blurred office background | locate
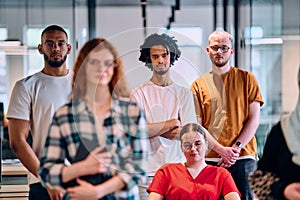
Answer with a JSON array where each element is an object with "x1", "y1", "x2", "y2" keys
[{"x1": 0, "y1": 0, "x2": 299, "y2": 156}]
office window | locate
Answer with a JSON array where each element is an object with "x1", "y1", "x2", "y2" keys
[
  {"x1": 0, "y1": 51, "x2": 7, "y2": 93},
  {"x1": 24, "y1": 27, "x2": 43, "y2": 48},
  {"x1": 0, "y1": 51, "x2": 7, "y2": 110},
  {"x1": 167, "y1": 26, "x2": 203, "y2": 46},
  {"x1": 0, "y1": 26, "x2": 8, "y2": 111},
  {"x1": 24, "y1": 27, "x2": 71, "y2": 49},
  {"x1": 0, "y1": 28, "x2": 8, "y2": 40},
  {"x1": 244, "y1": 26, "x2": 264, "y2": 39},
  {"x1": 158, "y1": 27, "x2": 204, "y2": 87}
]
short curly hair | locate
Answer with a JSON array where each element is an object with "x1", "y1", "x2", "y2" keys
[{"x1": 139, "y1": 33, "x2": 181, "y2": 70}]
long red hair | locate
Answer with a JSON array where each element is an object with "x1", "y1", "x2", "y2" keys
[{"x1": 72, "y1": 38, "x2": 129, "y2": 99}]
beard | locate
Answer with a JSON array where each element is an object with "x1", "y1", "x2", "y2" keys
[
  {"x1": 44, "y1": 54, "x2": 67, "y2": 68},
  {"x1": 215, "y1": 62, "x2": 226, "y2": 68},
  {"x1": 212, "y1": 58, "x2": 229, "y2": 68},
  {"x1": 153, "y1": 64, "x2": 170, "y2": 76}
]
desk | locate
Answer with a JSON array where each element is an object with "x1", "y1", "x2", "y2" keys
[
  {"x1": 2, "y1": 162, "x2": 28, "y2": 176},
  {"x1": 1, "y1": 162, "x2": 29, "y2": 199},
  {"x1": 0, "y1": 185, "x2": 29, "y2": 200}
]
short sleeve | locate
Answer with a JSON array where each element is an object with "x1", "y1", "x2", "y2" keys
[
  {"x1": 147, "y1": 168, "x2": 167, "y2": 196},
  {"x1": 248, "y1": 72, "x2": 264, "y2": 106},
  {"x1": 221, "y1": 168, "x2": 241, "y2": 197},
  {"x1": 7, "y1": 81, "x2": 31, "y2": 120},
  {"x1": 190, "y1": 78, "x2": 204, "y2": 119}
]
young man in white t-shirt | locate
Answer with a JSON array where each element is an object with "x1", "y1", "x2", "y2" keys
[
  {"x1": 7, "y1": 25, "x2": 72, "y2": 200},
  {"x1": 131, "y1": 33, "x2": 197, "y2": 200}
]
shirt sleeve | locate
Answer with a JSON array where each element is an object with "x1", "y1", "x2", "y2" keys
[
  {"x1": 147, "y1": 167, "x2": 167, "y2": 196},
  {"x1": 221, "y1": 168, "x2": 241, "y2": 197},
  {"x1": 6, "y1": 81, "x2": 31, "y2": 120},
  {"x1": 116, "y1": 103, "x2": 149, "y2": 190},
  {"x1": 248, "y1": 72, "x2": 264, "y2": 106},
  {"x1": 190, "y1": 79, "x2": 204, "y2": 119}
]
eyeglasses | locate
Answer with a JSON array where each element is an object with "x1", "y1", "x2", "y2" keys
[
  {"x1": 183, "y1": 141, "x2": 203, "y2": 150},
  {"x1": 209, "y1": 46, "x2": 231, "y2": 53},
  {"x1": 88, "y1": 59, "x2": 116, "y2": 69},
  {"x1": 44, "y1": 41, "x2": 68, "y2": 49}
]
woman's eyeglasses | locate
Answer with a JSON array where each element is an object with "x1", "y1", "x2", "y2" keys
[{"x1": 183, "y1": 141, "x2": 203, "y2": 150}]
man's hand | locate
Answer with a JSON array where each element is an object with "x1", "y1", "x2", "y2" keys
[
  {"x1": 217, "y1": 146, "x2": 240, "y2": 168},
  {"x1": 161, "y1": 127, "x2": 181, "y2": 140},
  {"x1": 47, "y1": 188, "x2": 64, "y2": 200},
  {"x1": 147, "y1": 119, "x2": 181, "y2": 138}
]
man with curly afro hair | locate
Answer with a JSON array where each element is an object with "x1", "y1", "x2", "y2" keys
[
  {"x1": 138, "y1": 33, "x2": 181, "y2": 70},
  {"x1": 131, "y1": 33, "x2": 197, "y2": 200}
]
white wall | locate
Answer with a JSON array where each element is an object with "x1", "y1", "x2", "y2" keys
[{"x1": 95, "y1": 6, "x2": 213, "y2": 90}]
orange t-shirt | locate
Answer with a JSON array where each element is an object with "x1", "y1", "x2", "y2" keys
[{"x1": 191, "y1": 67, "x2": 264, "y2": 158}]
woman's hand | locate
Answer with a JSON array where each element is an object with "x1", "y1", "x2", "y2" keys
[
  {"x1": 47, "y1": 188, "x2": 64, "y2": 200},
  {"x1": 83, "y1": 146, "x2": 112, "y2": 175},
  {"x1": 67, "y1": 179, "x2": 99, "y2": 200},
  {"x1": 61, "y1": 146, "x2": 112, "y2": 183},
  {"x1": 284, "y1": 182, "x2": 300, "y2": 200}
]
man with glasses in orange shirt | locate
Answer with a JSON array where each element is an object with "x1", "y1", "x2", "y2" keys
[
  {"x1": 190, "y1": 30, "x2": 264, "y2": 200},
  {"x1": 7, "y1": 25, "x2": 72, "y2": 200}
]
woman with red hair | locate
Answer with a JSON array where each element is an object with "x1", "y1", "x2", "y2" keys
[{"x1": 39, "y1": 38, "x2": 148, "y2": 200}]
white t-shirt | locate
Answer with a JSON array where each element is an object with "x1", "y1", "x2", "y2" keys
[
  {"x1": 7, "y1": 71, "x2": 72, "y2": 185},
  {"x1": 131, "y1": 81, "x2": 197, "y2": 175}
]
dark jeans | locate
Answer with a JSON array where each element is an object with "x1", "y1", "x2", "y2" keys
[
  {"x1": 207, "y1": 159, "x2": 257, "y2": 200},
  {"x1": 29, "y1": 182, "x2": 51, "y2": 200}
]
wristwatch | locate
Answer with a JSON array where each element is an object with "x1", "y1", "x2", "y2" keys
[{"x1": 235, "y1": 141, "x2": 243, "y2": 149}]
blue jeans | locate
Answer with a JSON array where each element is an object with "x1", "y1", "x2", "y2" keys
[
  {"x1": 29, "y1": 182, "x2": 51, "y2": 200},
  {"x1": 207, "y1": 159, "x2": 257, "y2": 200}
]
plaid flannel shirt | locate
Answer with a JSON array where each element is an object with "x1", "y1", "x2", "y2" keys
[{"x1": 39, "y1": 97, "x2": 148, "y2": 200}]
